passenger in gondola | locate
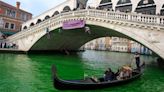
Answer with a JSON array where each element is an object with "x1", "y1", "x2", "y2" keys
[
  {"x1": 116, "y1": 66, "x2": 132, "y2": 80},
  {"x1": 104, "y1": 68, "x2": 114, "y2": 81},
  {"x1": 123, "y1": 66, "x2": 132, "y2": 79},
  {"x1": 116, "y1": 68, "x2": 124, "y2": 80}
]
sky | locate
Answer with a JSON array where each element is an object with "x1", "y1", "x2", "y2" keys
[{"x1": 2, "y1": 0, "x2": 66, "y2": 17}]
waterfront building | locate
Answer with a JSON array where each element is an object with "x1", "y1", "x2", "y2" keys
[
  {"x1": 130, "y1": 41, "x2": 141, "y2": 53},
  {"x1": 82, "y1": 37, "x2": 152, "y2": 55},
  {"x1": 0, "y1": 1, "x2": 32, "y2": 36},
  {"x1": 104, "y1": 37, "x2": 111, "y2": 50},
  {"x1": 130, "y1": 41, "x2": 152, "y2": 55},
  {"x1": 111, "y1": 37, "x2": 129, "y2": 52}
]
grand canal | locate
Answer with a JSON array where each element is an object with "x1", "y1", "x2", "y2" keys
[{"x1": 0, "y1": 50, "x2": 164, "y2": 92}]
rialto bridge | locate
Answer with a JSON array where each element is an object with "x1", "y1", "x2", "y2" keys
[{"x1": 1, "y1": 0, "x2": 164, "y2": 59}]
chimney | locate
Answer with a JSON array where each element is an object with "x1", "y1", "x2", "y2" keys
[{"x1": 16, "y1": 2, "x2": 20, "y2": 9}]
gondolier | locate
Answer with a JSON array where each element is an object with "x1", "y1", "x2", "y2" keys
[{"x1": 134, "y1": 52, "x2": 140, "y2": 71}]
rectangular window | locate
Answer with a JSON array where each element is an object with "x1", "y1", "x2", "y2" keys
[
  {"x1": 10, "y1": 23, "x2": 15, "y2": 29},
  {"x1": 5, "y1": 22, "x2": 9, "y2": 29},
  {"x1": 6, "y1": 9, "x2": 16, "y2": 18},
  {"x1": 21, "y1": 13, "x2": 27, "y2": 21}
]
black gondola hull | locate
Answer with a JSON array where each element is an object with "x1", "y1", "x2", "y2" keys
[{"x1": 53, "y1": 72, "x2": 141, "y2": 90}]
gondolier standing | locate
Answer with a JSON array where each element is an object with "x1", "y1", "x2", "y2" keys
[{"x1": 134, "y1": 52, "x2": 140, "y2": 71}]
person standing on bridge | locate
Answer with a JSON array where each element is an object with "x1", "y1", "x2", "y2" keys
[{"x1": 134, "y1": 52, "x2": 140, "y2": 71}]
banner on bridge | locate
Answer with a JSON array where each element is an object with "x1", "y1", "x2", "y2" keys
[{"x1": 62, "y1": 20, "x2": 85, "y2": 30}]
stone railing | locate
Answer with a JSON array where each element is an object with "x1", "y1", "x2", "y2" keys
[{"x1": 7, "y1": 9, "x2": 164, "y2": 42}]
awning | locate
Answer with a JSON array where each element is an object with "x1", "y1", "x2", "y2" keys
[{"x1": 0, "y1": 31, "x2": 16, "y2": 35}]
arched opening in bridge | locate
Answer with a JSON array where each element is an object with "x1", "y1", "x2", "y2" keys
[
  {"x1": 44, "y1": 16, "x2": 50, "y2": 20},
  {"x1": 80, "y1": 37, "x2": 152, "y2": 55},
  {"x1": 115, "y1": 0, "x2": 132, "y2": 13},
  {"x1": 98, "y1": 0, "x2": 113, "y2": 11},
  {"x1": 77, "y1": 0, "x2": 88, "y2": 9},
  {"x1": 29, "y1": 25, "x2": 159, "y2": 59},
  {"x1": 52, "y1": 11, "x2": 59, "y2": 17},
  {"x1": 30, "y1": 23, "x2": 34, "y2": 27},
  {"x1": 62, "y1": 6, "x2": 71, "y2": 13},
  {"x1": 135, "y1": 0, "x2": 156, "y2": 15},
  {"x1": 160, "y1": 4, "x2": 164, "y2": 15},
  {"x1": 36, "y1": 19, "x2": 42, "y2": 24},
  {"x1": 23, "y1": 26, "x2": 27, "y2": 30}
]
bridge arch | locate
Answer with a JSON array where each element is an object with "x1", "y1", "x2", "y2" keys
[
  {"x1": 29, "y1": 21, "x2": 161, "y2": 59},
  {"x1": 9, "y1": 10, "x2": 164, "y2": 59}
]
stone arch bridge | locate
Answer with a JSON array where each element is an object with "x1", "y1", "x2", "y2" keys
[{"x1": 5, "y1": 9, "x2": 164, "y2": 59}]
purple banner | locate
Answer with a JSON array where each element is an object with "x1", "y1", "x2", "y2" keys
[{"x1": 62, "y1": 20, "x2": 85, "y2": 30}]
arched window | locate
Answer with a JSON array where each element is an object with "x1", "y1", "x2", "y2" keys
[
  {"x1": 44, "y1": 16, "x2": 50, "y2": 20},
  {"x1": 52, "y1": 11, "x2": 59, "y2": 17},
  {"x1": 36, "y1": 19, "x2": 42, "y2": 24},
  {"x1": 23, "y1": 26, "x2": 27, "y2": 29},
  {"x1": 62, "y1": 6, "x2": 71, "y2": 13},
  {"x1": 30, "y1": 23, "x2": 34, "y2": 27}
]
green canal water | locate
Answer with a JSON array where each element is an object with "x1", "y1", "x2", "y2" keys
[{"x1": 0, "y1": 50, "x2": 164, "y2": 92}]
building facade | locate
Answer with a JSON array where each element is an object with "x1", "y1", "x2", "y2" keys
[
  {"x1": 111, "y1": 37, "x2": 130, "y2": 52},
  {"x1": 82, "y1": 37, "x2": 152, "y2": 55},
  {"x1": 0, "y1": 1, "x2": 32, "y2": 36}
]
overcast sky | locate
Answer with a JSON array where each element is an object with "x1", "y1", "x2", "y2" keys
[{"x1": 2, "y1": 0, "x2": 66, "y2": 17}]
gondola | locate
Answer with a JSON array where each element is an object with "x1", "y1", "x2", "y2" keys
[{"x1": 51, "y1": 63, "x2": 145, "y2": 90}]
